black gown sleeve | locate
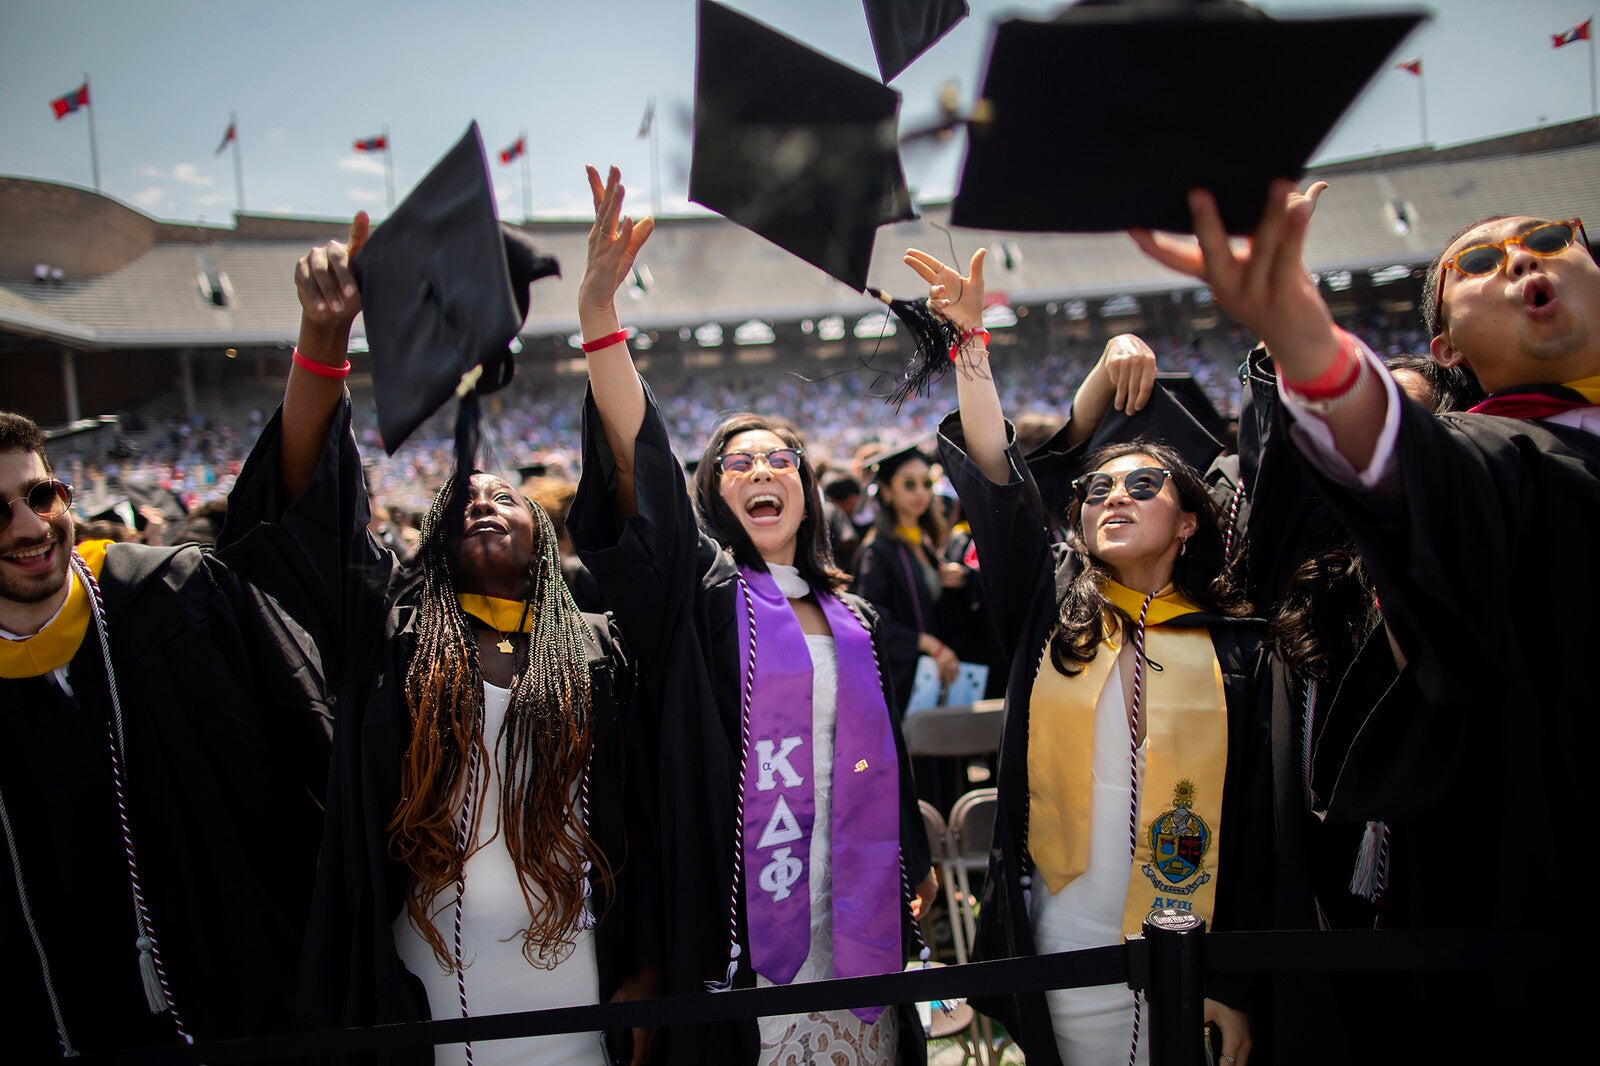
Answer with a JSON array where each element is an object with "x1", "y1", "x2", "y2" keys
[{"x1": 936, "y1": 411, "x2": 1055, "y2": 670}]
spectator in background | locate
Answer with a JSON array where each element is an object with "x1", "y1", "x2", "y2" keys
[
  {"x1": 820, "y1": 473, "x2": 863, "y2": 574},
  {"x1": 523, "y1": 473, "x2": 607, "y2": 613}
]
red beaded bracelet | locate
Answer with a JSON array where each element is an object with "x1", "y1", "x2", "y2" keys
[
  {"x1": 580, "y1": 328, "x2": 630, "y2": 353},
  {"x1": 292, "y1": 348, "x2": 351, "y2": 380}
]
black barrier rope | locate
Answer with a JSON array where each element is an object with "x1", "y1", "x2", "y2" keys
[{"x1": 75, "y1": 928, "x2": 1580, "y2": 1065}]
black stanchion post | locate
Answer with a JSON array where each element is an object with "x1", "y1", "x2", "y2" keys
[{"x1": 1131, "y1": 908, "x2": 1208, "y2": 1066}]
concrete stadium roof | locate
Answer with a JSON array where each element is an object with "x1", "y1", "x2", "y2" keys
[{"x1": 3, "y1": 119, "x2": 1598, "y2": 354}]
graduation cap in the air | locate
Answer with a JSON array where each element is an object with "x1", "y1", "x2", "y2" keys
[
  {"x1": 1025, "y1": 377, "x2": 1227, "y2": 520},
  {"x1": 352, "y1": 121, "x2": 560, "y2": 462},
  {"x1": 688, "y1": 0, "x2": 918, "y2": 293},
  {"x1": 950, "y1": 0, "x2": 1428, "y2": 234},
  {"x1": 862, "y1": 0, "x2": 970, "y2": 83}
]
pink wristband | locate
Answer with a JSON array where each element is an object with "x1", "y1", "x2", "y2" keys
[
  {"x1": 292, "y1": 348, "x2": 351, "y2": 380},
  {"x1": 1281, "y1": 328, "x2": 1362, "y2": 399},
  {"x1": 581, "y1": 328, "x2": 630, "y2": 353}
]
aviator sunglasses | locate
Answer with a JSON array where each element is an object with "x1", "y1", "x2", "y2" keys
[
  {"x1": 2, "y1": 479, "x2": 73, "y2": 534},
  {"x1": 715, "y1": 447, "x2": 804, "y2": 476},
  {"x1": 1071, "y1": 466, "x2": 1173, "y2": 505}
]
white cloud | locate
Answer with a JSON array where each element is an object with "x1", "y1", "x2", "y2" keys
[
  {"x1": 348, "y1": 187, "x2": 384, "y2": 205},
  {"x1": 131, "y1": 187, "x2": 165, "y2": 209},
  {"x1": 198, "y1": 193, "x2": 230, "y2": 207},
  {"x1": 338, "y1": 155, "x2": 388, "y2": 176},
  {"x1": 171, "y1": 163, "x2": 212, "y2": 187}
]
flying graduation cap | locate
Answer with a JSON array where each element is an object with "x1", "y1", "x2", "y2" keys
[
  {"x1": 950, "y1": 0, "x2": 1428, "y2": 235},
  {"x1": 352, "y1": 121, "x2": 560, "y2": 462},
  {"x1": 861, "y1": 0, "x2": 970, "y2": 83},
  {"x1": 688, "y1": 0, "x2": 917, "y2": 293},
  {"x1": 688, "y1": 0, "x2": 968, "y2": 409}
]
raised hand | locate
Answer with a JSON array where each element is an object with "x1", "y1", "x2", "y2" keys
[
  {"x1": 1131, "y1": 180, "x2": 1338, "y2": 379},
  {"x1": 580, "y1": 165, "x2": 654, "y2": 322},
  {"x1": 1101, "y1": 333, "x2": 1159, "y2": 416},
  {"x1": 904, "y1": 246, "x2": 988, "y2": 334},
  {"x1": 294, "y1": 212, "x2": 370, "y2": 330}
]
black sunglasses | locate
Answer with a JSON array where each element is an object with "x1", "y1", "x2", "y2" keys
[
  {"x1": 715, "y1": 448, "x2": 804, "y2": 476},
  {"x1": 2, "y1": 479, "x2": 73, "y2": 533},
  {"x1": 1071, "y1": 466, "x2": 1172, "y2": 505}
]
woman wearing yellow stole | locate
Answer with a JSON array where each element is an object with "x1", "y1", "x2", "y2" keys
[{"x1": 906, "y1": 247, "x2": 1273, "y2": 1066}]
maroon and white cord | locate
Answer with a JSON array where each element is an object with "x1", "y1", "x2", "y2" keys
[
  {"x1": 1222, "y1": 483, "x2": 1245, "y2": 564},
  {"x1": 450, "y1": 718, "x2": 484, "y2": 1066},
  {"x1": 1125, "y1": 591, "x2": 1156, "y2": 1066},
  {"x1": 74, "y1": 549, "x2": 191, "y2": 1044}
]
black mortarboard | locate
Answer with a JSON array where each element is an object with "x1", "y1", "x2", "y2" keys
[
  {"x1": 866, "y1": 436, "x2": 937, "y2": 483},
  {"x1": 352, "y1": 121, "x2": 560, "y2": 458},
  {"x1": 862, "y1": 0, "x2": 970, "y2": 83},
  {"x1": 950, "y1": 1, "x2": 1428, "y2": 234},
  {"x1": 688, "y1": 0, "x2": 918, "y2": 292},
  {"x1": 1025, "y1": 378, "x2": 1227, "y2": 519}
]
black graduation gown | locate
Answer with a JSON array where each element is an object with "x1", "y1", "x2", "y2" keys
[
  {"x1": 935, "y1": 412, "x2": 1275, "y2": 1066},
  {"x1": 567, "y1": 382, "x2": 932, "y2": 1066},
  {"x1": 0, "y1": 542, "x2": 332, "y2": 1060},
  {"x1": 1295, "y1": 398, "x2": 1598, "y2": 1065},
  {"x1": 852, "y1": 531, "x2": 981, "y2": 719},
  {"x1": 221, "y1": 397, "x2": 662, "y2": 1065}
]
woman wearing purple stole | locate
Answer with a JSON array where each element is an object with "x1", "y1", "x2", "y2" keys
[
  {"x1": 904, "y1": 247, "x2": 1277, "y2": 1066},
  {"x1": 566, "y1": 171, "x2": 935, "y2": 1066}
]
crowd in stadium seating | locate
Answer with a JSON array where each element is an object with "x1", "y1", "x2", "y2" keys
[{"x1": 45, "y1": 306, "x2": 1427, "y2": 535}]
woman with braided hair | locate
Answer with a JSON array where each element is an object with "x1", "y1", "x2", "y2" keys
[
  {"x1": 221, "y1": 211, "x2": 662, "y2": 1066},
  {"x1": 566, "y1": 166, "x2": 933, "y2": 1066}
]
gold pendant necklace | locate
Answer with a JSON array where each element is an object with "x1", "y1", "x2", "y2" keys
[{"x1": 496, "y1": 634, "x2": 514, "y2": 655}]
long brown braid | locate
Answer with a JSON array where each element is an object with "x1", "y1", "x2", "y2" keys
[{"x1": 389, "y1": 472, "x2": 612, "y2": 970}]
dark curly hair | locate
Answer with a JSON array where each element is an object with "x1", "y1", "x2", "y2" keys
[
  {"x1": 691, "y1": 412, "x2": 849, "y2": 594},
  {"x1": 1049, "y1": 438, "x2": 1248, "y2": 676}
]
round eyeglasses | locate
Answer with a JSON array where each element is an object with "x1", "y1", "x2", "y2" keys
[
  {"x1": 1, "y1": 479, "x2": 73, "y2": 533},
  {"x1": 1071, "y1": 467, "x2": 1172, "y2": 505},
  {"x1": 715, "y1": 448, "x2": 804, "y2": 477}
]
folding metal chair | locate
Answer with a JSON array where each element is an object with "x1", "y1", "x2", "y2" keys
[{"x1": 947, "y1": 787, "x2": 1007, "y2": 1064}]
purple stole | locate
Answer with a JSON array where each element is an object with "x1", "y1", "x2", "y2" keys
[{"x1": 737, "y1": 567, "x2": 902, "y2": 1023}]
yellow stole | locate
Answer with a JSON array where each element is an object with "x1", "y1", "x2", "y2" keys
[
  {"x1": 1027, "y1": 580, "x2": 1229, "y2": 935},
  {"x1": 1564, "y1": 376, "x2": 1600, "y2": 404},
  {"x1": 456, "y1": 594, "x2": 533, "y2": 634},
  {"x1": 895, "y1": 525, "x2": 923, "y2": 547},
  {"x1": 0, "y1": 539, "x2": 109, "y2": 679}
]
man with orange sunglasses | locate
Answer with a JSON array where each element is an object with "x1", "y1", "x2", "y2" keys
[{"x1": 1134, "y1": 185, "x2": 1597, "y2": 1065}]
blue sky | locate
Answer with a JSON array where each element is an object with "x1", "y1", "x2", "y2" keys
[{"x1": 3, "y1": 0, "x2": 1596, "y2": 225}]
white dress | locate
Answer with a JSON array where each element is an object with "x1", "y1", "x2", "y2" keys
[
  {"x1": 1029, "y1": 652, "x2": 1150, "y2": 1066},
  {"x1": 757, "y1": 633, "x2": 899, "y2": 1066},
  {"x1": 394, "y1": 681, "x2": 604, "y2": 1066}
]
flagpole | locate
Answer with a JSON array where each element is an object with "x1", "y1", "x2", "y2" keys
[
  {"x1": 230, "y1": 111, "x2": 246, "y2": 214},
  {"x1": 649, "y1": 100, "x2": 662, "y2": 219},
  {"x1": 520, "y1": 129, "x2": 532, "y2": 222},
  {"x1": 383, "y1": 122, "x2": 395, "y2": 213},
  {"x1": 1417, "y1": 64, "x2": 1429, "y2": 145},
  {"x1": 1589, "y1": 26, "x2": 1596, "y2": 118},
  {"x1": 84, "y1": 72, "x2": 101, "y2": 192}
]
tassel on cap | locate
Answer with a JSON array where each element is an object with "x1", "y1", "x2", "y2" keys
[{"x1": 867, "y1": 288, "x2": 961, "y2": 408}]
